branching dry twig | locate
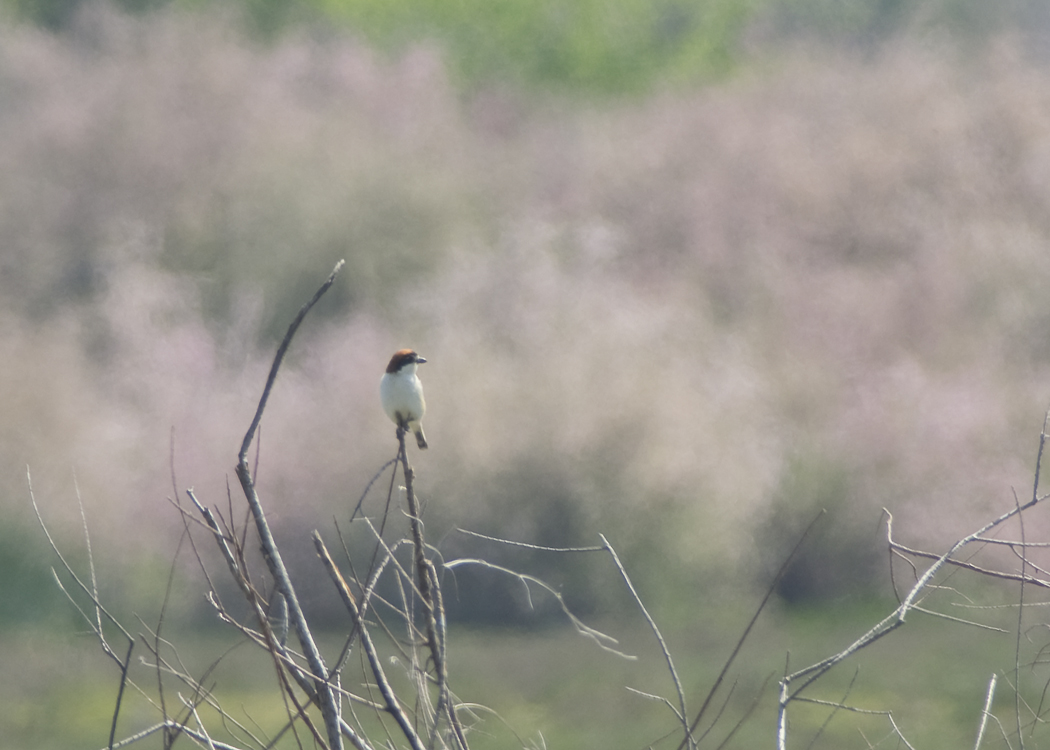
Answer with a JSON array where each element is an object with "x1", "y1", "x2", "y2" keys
[
  {"x1": 778, "y1": 409, "x2": 1050, "y2": 749},
  {"x1": 230, "y1": 260, "x2": 345, "y2": 750},
  {"x1": 599, "y1": 532, "x2": 691, "y2": 748}
]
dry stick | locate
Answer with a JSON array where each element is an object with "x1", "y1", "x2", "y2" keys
[
  {"x1": 171, "y1": 494, "x2": 230, "y2": 630},
  {"x1": 1017, "y1": 410, "x2": 1050, "y2": 748},
  {"x1": 104, "y1": 721, "x2": 245, "y2": 750},
  {"x1": 343, "y1": 528, "x2": 423, "y2": 661},
  {"x1": 198, "y1": 495, "x2": 378, "y2": 749},
  {"x1": 238, "y1": 258, "x2": 343, "y2": 460},
  {"x1": 187, "y1": 492, "x2": 316, "y2": 720},
  {"x1": 315, "y1": 532, "x2": 420, "y2": 750},
  {"x1": 132, "y1": 623, "x2": 262, "y2": 745},
  {"x1": 146, "y1": 528, "x2": 192, "y2": 750},
  {"x1": 70, "y1": 472, "x2": 105, "y2": 638},
  {"x1": 348, "y1": 456, "x2": 400, "y2": 609},
  {"x1": 888, "y1": 540, "x2": 1050, "y2": 589},
  {"x1": 973, "y1": 536, "x2": 1050, "y2": 548},
  {"x1": 108, "y1": 639, "x2": 135, "y2": 750},
  {"x1": 695, "y1": 681, "x2": 738, "y2": 747},
  {"x1": 454, "y1": 528, "x2": 606, "y2": 552},
  {"x1": 779, "y1": 416, "x2": 1050, "y2": 750},
  {"x1": 713, "y1": 674, "x2": 774, "y2": 750},
  {"x1": 448, "y1": 529, "x2": 626, "y2": 654},
  {"x1": 28, "y1": 469, "x2": 134, "y2": 655},
  {"x1": 778, "y1": 506, "x2": 1019, "y2": 750},
  {"x1": 189, "y1": 487, "x2": 335, "y2": 750},
  {"x1": 975, "y1": 674, "x2": 998, "y2": 750},
  {"x1": 395, "y1": 425, "x2": 468, "y2": 750},
  {"x1": 799, "y1": 499, "x2": 1045, "y2": 694},
  {"x1": 235, "y1": 259, "x2": 345, "y2": 750},
  {"x1": 75, "y1": 470, "x2": 138, "y2": 750},
  {"x1": 444, "y1": 556, "x2": 631, "y2": 657},
  {"x1": 598, "y1": 533, "x2": 691, "y2": 748},
  {"x1": 29, "y1": 469, "x2": 141, "y2": 749},
  {"x1": 187, "y1": 490, "x2": 253, "y2": 600},
  {"x1": 330, "y1": 519, "x2": 416, "y2": 679},
  {"x1": 1031, "y1": 409, "x2": 1050, "y2": 508},
  {"x1": 810, "y1": 667, "x2": 860, "y2": 748},
  {"x1": 428, "y1": 557, "x2": 456, "y2": 745},
  {"x1": 349, "y1": 456, "x2": 401, "y2": 661},
  {"x1": 201, "y1": 583, "x2": 362, "y2": 750},
  {"x1": 1007, "y1": 548, "x2": 1050, "y2": 581},
  {"x1": 681, "y1": 508, "x2": 826, "y2": 750},
  {"x1": 1014, "y1": 490, "x2": 1028, "y2": 750},
  {"x1": 163, "y1": 429, "x2": 184, "y2": 747}
]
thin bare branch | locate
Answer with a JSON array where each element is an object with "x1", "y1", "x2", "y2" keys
[
  {"x1": 625, "y1": 687, "x2": 685, "y2": 722},
  {"x1": 909, "y1": 605, "x2": 1009, "y2": 633},
  {"x1": 1015, "y1": 490, "x2": 1028, "y2": 750},
  {"x1": 598, "y1": 533, "x2": 690, "y2": 747},
  {"x1": 108, "y1": 639, "x2": 135, "y2": 750},
  {"x1": 445, "y1": 557, "x2": 631, "y2": 658},
  {"x1": 315, "y1": 531, "x2": 419, "y2": 750},
  {"x1": 232, "y1": 261, "x2": 345, "y2": 750},
  {"x1": 239, "y1": 259, "x2": 344, "y2": 459},
  {"x1": 29, "y1": 467, "x2": 133, "y2": 646},
  {"x1": 975, "y1": 674, "x2": 998, "y2": 750},
  {"x1": 455, "y1": 528, "x2": 606, "y2": 553},
  {"x1": 890, "y1": 538, "x2": 1050, "y2": 589},
  {"x1": 708, "y1": 508, "x2": 825, "y2": 750}
]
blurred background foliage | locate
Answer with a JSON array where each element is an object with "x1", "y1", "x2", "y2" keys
[
  {"x1": 5, "y1": 0, "x2": 1050, "y2": 91},
  {"x1": 5, "y1": 2, "x2": 1050, "y2": 744},
  {"x1": 2, "y1": 0, "x2": 1050, "y2": 621}
]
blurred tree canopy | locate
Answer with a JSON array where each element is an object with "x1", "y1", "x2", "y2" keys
[
  {"x1": 4, "y1": 0, "x2": 1050, "y2": 627},
  {"x1": 4, "y1": 0, "x2": 1047, "y2": 94}
]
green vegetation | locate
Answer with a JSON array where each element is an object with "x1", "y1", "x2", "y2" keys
[
  {"x1": 0, "y1": 524, "x2": 65, "y2": 627},
  {"x1": 309, "y1": 0, "x2": 754, "y2": 93},
  {"x1": 2, "y1": 0, "x2": 754, "y2": 92},
  {"x1": 5, "y1": 0, "x2": 753, "y2": 92},
  {"x1": 0, "y1": 595, "x2": 1029, "y2": 749},
  {"x1": 2, "y1": 0, "x2": 1044, "y2": 93}
]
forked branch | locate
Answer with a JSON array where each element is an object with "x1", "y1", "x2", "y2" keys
[{"x1": 776, "y1": 409, "x2": 1050, "y2": 750}]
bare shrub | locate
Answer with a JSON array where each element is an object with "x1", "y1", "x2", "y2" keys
[{"x1": 26, "y1": 265, "x2": 1050, "y2": 750}]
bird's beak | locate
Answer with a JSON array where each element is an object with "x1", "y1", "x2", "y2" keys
[{"x1": 416, "y1": 355, "x2": 427, "y2": 364}]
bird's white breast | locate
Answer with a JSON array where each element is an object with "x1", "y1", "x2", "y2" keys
[{"x1": 381, "y1": 368, "x2": 425, "y2": 423}]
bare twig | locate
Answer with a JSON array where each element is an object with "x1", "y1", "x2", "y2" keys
[
  {"x1": 29, "y1": 468, "x2": 134, "y2": 649},
  {"x1": 445, "y1": 557, "x2": 631, "y2": 657},
  {"x1": 239, "y1": 259, "x2": 344, "y2": 459},
  {"x1": 599, "y1": 533, "x2": 691, "y2": 748},
  {"x1": 1014, "y1": 490, "x2": 1028, "y2": 750},
  {"x1": 393, "y1": 424, "x2": 468, "y2": 750},
  {"x1": 779, "y1": 416, "x2": 1050, "y2": 750},
  {"x1": 889, "y1": 538, "x2": 1050, "y2": 589},
  {"x1": 231, "y1": 260, "x2": 345, "y2": 750},
  {"x1": 108, "y1": 639, "x2": 135, "y2": 750},
  {"x1": 701, "y1": 508, "x2": 825, "y2": 750},
  {"x1": 974, "y1": 673, "x2": 998, "y2": 750},
  {"x1": 315, "y1": 531, "x2": 416, "y2": 750},
  {"x1": 455, "y1": 528, "x2": 606, "y2": 553}
]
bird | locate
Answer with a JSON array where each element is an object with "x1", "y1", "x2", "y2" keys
[{"x1": 380, "y1": 349, "x2": 428, "y2": 449}]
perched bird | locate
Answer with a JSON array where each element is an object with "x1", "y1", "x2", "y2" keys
[{"x1": 380, "y1": 349, "x2": 428, "y2": 449}]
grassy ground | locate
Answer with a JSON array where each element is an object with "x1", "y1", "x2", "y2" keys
[{"x1": 3, "y1": 590, "x2": 1033, "y2": 749}]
